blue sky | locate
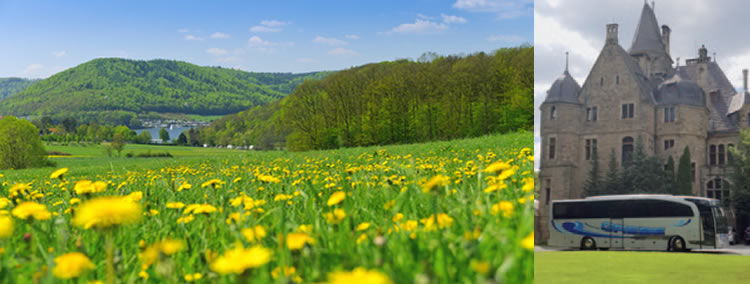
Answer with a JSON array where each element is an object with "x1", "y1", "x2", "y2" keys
[{"x1": 0, "y1": 0, "x2": 533, "y2": 78}]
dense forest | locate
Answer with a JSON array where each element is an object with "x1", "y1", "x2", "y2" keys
[
  {"x1": 194, "y1": 46, "x2": 533, "y2": 150},
  {"x1": 0, "y1": 58, "x2": 329, "y2": 122},
  {"x1": 0, "y1": 77, "x2": 39, "y2": 100}
]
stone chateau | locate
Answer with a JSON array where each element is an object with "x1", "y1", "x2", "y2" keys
[{"x1": 538, "y1": 3, "x2": 750, "y2": 241}]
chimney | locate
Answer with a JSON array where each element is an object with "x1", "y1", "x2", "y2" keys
[
  {"x1": 744, "y1": 69, "x2": 748, "y2": 92},
  {"x1": 606, "y1": 23, "x2": 618, "y2": 45},
  {"x1": 661, "y1": 25, "x2": 671, "y2": 56}
]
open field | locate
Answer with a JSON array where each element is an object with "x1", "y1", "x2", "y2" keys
[
  {"x1": 0, "y1": 132, "x2": 533, "y2": 283},
  {"x1": 535, "y1": 251, "x2": 750, "y2": 283}
]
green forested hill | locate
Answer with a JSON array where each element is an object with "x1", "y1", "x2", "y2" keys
[
  {"x1": 0, "y1": 78, "x2": 39, "y2": 100},
  {"x1": 194, "y1": 46, "x2": 534, "y2": 150},
  {"x1": 0, "y1": 58, "x2": 329, "y2": 120}
]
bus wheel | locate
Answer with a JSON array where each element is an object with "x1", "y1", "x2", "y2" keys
[
  {"x1": 669, "y1": 236, "x2": 686, "y2": 252},
  {"x1": 581, "y1": 237, "x2": 596, "y2": 250}
]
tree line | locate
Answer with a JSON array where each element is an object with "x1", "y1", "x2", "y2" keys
[
  {"x1": 583, "y1": 136, "x2": 693, "y2": 197},
  {"x1": 193, "y1": 46, "x2": 534, "y2": 150}
]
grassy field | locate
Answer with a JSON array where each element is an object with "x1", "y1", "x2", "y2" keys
[
  {"x1": 535, "y1": 251, "x2": 750, "y2": 283},
  {"x1": 0, "y1": 132, "x2": 533, "y2": 283}
]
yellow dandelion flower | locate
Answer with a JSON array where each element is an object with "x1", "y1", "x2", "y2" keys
[
  {"x1": 177, "y1": 183, "x2": 192, "y2": 192},
  {"x1": 11, "y1": 202, "x2": 51, "y2": 221},
  {"x1": 183, "y1": 204, "x2": 217, "y2": 215},
  {"x1": 497, "y1": 168, "x2": 516, "y2": 181},
  {"x1": 72, "y1": 196, "x2": 142, "y2": 229},
  {"x1": 210, "y1": 244, "x2": 272, "y2": 275},
  {"x1": 184, "y1": 273, "x2": 203, "y2": 282},
  {"x1": 286, "y1": 232, "x2": 315, "y2": 250},
  {"x1": 201, "y1": 179, "x2": 225, "y2": 188},
  {"x1": 522, "y1": 232, "x2": 534, "y2": 250},
  {"x1": 356, "y1": 222, "x2": 371, "y2": 231},
  {"x1": 421, "y1": 175, "x2": 449, "y2": 193},
  {"x1": 327, "y1": 191, "x2": 346, "y2": 206},
  {"x1": 0, "y1": 215, "x2": 13, "y2": 238},
  {"x1": 166, "y1": 202, "x2": 185, "y2": 209},
  {"x1": 327, "y1": 268, "x2": 393, "y2": 284},
  {"x1": 50, "y1": 168, "x2": 69, "y2": 179},
  {"x1": 483, "y1": 183, "x2": 508, "y2": 193},
  {"x1": 241, "y1": 225, "x2": 267, "y2": 242},
  {"x1": 257, "y1": 175, "x2": 281, "y2": 184},
  {"x1": 324, "y1": 208, "x2": 346, "y2": 224},
  {"x1": 52, "y1": 252, "x2": 94, "y2": 279},
  {"x1": 483, "y1": 161, "x2": 510, "y2": 175},
  {"x1": 491, "y1": 201, "x2": 514, "y2": 218}
]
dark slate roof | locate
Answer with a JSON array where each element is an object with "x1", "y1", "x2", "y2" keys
[
  {"x1": 676, "y1": 62, "x2": 738, "y2": 132},
  {"x1": 629, "y1": 3, "x2": 667, "y2": 56},
  {"x1": 708, "y1": 92, "x2": 738, "y2": 132},
  {"x1": 654, "y1": 74, "x2": 705, "y2": 106},
  {"x1": 677, "y1": 62, "x2": 736, "y2": 100},
  {"x1": 545, "y1": 70, "x2": 581, "y2": 104}
]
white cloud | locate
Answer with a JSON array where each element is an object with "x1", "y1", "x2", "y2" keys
[
  {"x1": 206, "y1": 48, "x2": 228, "y2": 56},
  {"x1": 20, "y1": 63, "x2": 64, "y2": 78},
  {"x1": 178, "y1": 28, "x2": 189, "y2": 33},
  {"x1": 453, "y1": 0, "x2": 533, "y2": 19},
  {"x1": 328, "y1": 48, "x2": 357, "y2": 56},
  {"x1": 184, "y1": 34, "x2": 203, "y2": 41},
  {"x1": 441, "y1": 14, "x2": 467, "y2": 24},
  {"x1": 313, "y1": 36, "x2": 347, "y2": 46},
  {"x1": 52, "y1": 51, "x2": 67, "y2": 57},
  {"x1": 250, "y1": 26, "x2": 281, "y2": 33},
  {"x1": 487, "y1": 34, "x2": 525, "y2": 43},
  {"x1": 261, "y1": 20, "x2": 287, "y2": 27},
  {"x1": 390, "y1": 19, "x2": 448, "y2": 34},
  {"x1": 210, "y1": 32, "x2": 231, "y2": 39},
  {"x1": 250, "y1": 20, "x2": 289, "y2": 33},
  {"x1": 247, "y1": 36, "x2": 283, "y2": 53},
  {"x1": 22, "y1": 64, "x2": 44, "y2": 75},
  {"x1": 248, "y1": 36, "x2": 272, "y2": 47},
  {"x1": 345, "y1": 34, "x2": 360, "y2": 40}
]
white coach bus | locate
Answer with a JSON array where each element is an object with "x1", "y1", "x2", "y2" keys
[{"x1": 548, "y1": 194, "x2": 729, "y2": 251}]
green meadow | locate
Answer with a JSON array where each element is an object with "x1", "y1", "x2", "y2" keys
[
  {"x1": 535, "y1": 251, "x2": 750, "y2": 283},
  {"x1": 0, "y1": 132, "x2": 534, "y2": 283}
]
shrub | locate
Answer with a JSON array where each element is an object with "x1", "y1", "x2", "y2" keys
[{"x1": 0, "y1": 116, "x2": 51, "y2": 169}]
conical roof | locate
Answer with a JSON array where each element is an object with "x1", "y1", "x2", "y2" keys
[
  {"x1": 545, "y1": 70, "x2": 581, "y2": 104},
  {"x1": 629, "y1": 3, "x2": 666, "y2": 55}
]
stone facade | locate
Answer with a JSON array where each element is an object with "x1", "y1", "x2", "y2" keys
[{"x1": 537, "y1": 3, "x2": 749, "y2": 242}]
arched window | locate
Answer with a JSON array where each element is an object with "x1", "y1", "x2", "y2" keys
[
  {"x1": 622, "y1": 137, "x2": 634, "y2": 166},
  {"x1": 707, "y1": 178, "x2": 730, "y2": 205}
]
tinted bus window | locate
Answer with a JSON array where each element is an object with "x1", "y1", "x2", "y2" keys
[{"x1": 554, "y1": 199, "x2": 693, "y2": 219}]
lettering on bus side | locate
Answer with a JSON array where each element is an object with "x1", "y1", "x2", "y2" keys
[{"x1": 600, "y1": 222, "x2": 664, "y2": 235}]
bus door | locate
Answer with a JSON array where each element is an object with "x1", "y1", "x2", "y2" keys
[
  {"x1": 610, "y1": 218, "x2": 624, "y2": 249},
  {"x1": 699, "y1": 208, "x2": 716, "y2": 247}
]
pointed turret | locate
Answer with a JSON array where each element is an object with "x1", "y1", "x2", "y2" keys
[
  {"x1": 630, "y1": 2, "x2": 665, "y2": 55},
  {"x1": 629, "y1": 2, "x2": 673, "y2": 78}
]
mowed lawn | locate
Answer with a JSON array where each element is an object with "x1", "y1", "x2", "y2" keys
[{"x1": 535, "y1": 251, "x2": 750, "y2": 283}]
